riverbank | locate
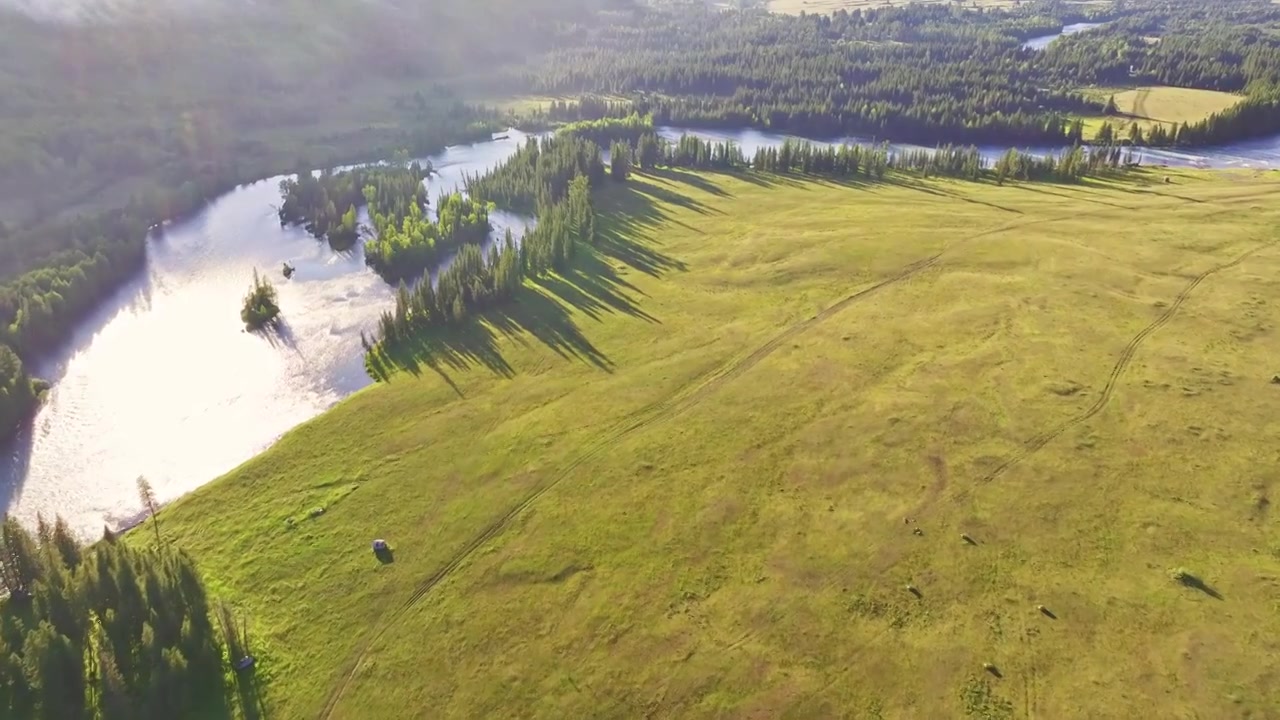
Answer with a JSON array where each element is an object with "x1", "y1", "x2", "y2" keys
[
  {"x1": 0, "y1": 130, "x2": 537, "y2": 537},
  {"x1": 7, "y1": 125, "x2": 1279, "y2": 538},
  {"x1": 146, "y1": 167, "x2": 1280, "y2": 718}
]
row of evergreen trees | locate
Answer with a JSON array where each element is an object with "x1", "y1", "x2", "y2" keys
[
  {"x1": 0, "y1": 516, "x2": 238, "y2": 719},
  {"x1": 368, "y1": 172, "x2": 596, "y2": 356},
  {"x1": 605, "y1": 130, "x2": 1137, "y2": 184},
  {"x1": 1176, "y1": 91, "x2": 1280, "y2": 147},
  {"x1": 990, "y1": 146, "x2": 1140, "y2": 183},
  {"x1": 0, "y1": 346, "x2": 42, "y2": 438},
  {"x1": 557, "y1": 113, "x2": 655, "y2": 145},
  {"x1": 465, "y1": 136, "x2": 607, "y2": 213},
  {"x1": 1092, "y1": 90, "x2": 1280, "y2": 148}
]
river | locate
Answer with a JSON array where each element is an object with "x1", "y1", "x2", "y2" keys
[
  {"x1": 4, "y1": 125, "x2": 1277, "y2": 537},
  {"x1": 0, "y1": 130, "x2": 536, "y2": 536},
  {"x1": 655, "y1": 127, "x2": 1280, "y2": 170},
  {"x1": 1023, "y1": 22, "x2": 1105, "y2": 51}
]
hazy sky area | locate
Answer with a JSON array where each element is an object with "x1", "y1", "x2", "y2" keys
[{"x1": 0, "y1": 0, "x2": 257, "y2": 21}]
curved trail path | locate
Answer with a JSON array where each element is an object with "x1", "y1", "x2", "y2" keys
[
  {"x1": 977, "y1": 237, "x2": 1277, "y2": 485},
  {"x1": 317, "y1": 183, "x2": 1275, "y2": 719}
]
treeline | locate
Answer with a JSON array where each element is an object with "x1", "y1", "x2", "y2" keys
[
  {"x1": 519, "y1": 5, "x2": 1094, "y2": 146},
  {"x1": 372, "y1": 239, "x2": 524, "y2": 346},
  {"x1": 368, "y1": 168, "x2": 596, "y2": 358},
  {"x1": 1089, "y1": 90, "x2": 1280, "y2": 148},
  {"x1": 466, "y1": 135, "x2": 607, "y2": 213},
  {"x1": 558, "y1": 113, "x2": 655, "y2": 145},
  {"x1": 1180, "y1": 92, "x2": 1280, "y2": 146},
  {"x1": 0, "y1": 346, "x2": 41, "y2": 437},
  {"x1": 1043, "y1": 0, "x2": 1280, "y2": 92},
  {"x1": 516, "y1": 0, "x2": 1280, "y2": 148},
  {"x1": 623, "y1": 131, "x2": 1134, "y2": 183},
  {"x1": 989, "y1": 146, "x2": 1139, "y2": 183},
  {"x1": 0, "y1": 516, "x2": 234, "y2": 719},
  {"x1": 278, "y1": 162, "x2": 431, "y2": 251}
]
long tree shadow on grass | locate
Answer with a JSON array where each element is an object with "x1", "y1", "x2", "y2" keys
[
  {"x1": 486, "y1": 287, "x2": 615, "y2": 372},
  {"x1": 369, "y1": 281, "x2": 617, "y2": 385},
  {"x1": 233, "y1": 670, "x2": 269, "y2": 720},
  {"x1": 647, "y1": 167, "x2": 735, "y2": 198},
  {"x1": 369, "y1": 174, "x2": 721, "y2": 381},
  {"x1": 367, "y1": 315, "x2": 515, "y2": 385},
  {"x1": 864, "y1": 173, "x2": 1029, "y2": 215},
  {"x1": 626, "y1": 175, "x2": 723, "y2": 217},
  {"x1": 534, "y1": 255, "x2": 661, "y2": 325},
  {"x1": 203, "y1": 667, "x2": 265, "y2": 720},
  {"x1": 594, "y1": 180, "x2": 696, "y2": 277}
]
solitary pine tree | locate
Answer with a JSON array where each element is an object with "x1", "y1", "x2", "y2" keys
[
  {"x1": 136, "y1": 476, "x2": 162, "y2": 546},
  {"x1": 240, "y1": 269, "x2": 281, "y2": 329},
  {"x1": 610, "y1": 141, "x2": 631, "y2": 181},
  {"x1": 637, "y1": 133, "x2": 661, "y2": 170}
]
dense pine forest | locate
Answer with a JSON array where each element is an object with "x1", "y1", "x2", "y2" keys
[
  {"x1": 0, "y1": 516, "x2": 241, "y2": 719},
  {"x1": 517, "y1": 0, "x2": 1280, "y2": 146}
]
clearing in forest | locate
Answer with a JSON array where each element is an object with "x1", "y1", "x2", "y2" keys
[
  {"x1": 1078, "y1": 85, "x2": 1243, "y2": 139},
  {"x1": 157, "y1": 167, "x2": 1280, "y2": 719}
]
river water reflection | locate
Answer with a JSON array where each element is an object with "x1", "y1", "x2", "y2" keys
[
  {"x1": 1022, "y1": 22, "x2": 1105, "y2": 51},
  {"x1": 0, "y1": 131, "x2": 536, "y2": 535}
]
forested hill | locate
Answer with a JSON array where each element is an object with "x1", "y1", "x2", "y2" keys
[
  {"x1": 0, "y1": 0, "x2": 625, "y2": 224},
  {"x1": 519, "y1": 0, "x2": 1280, "y2": 146},
  {"x1": 0, "y1": 0, "x2": 628, "y2": 441}
]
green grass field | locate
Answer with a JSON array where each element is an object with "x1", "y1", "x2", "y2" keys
[
  {"x1": 153, "y1": 167, "x2": 1280, "y2": 719},
  {"x1": 1077, "y1": 86, "x2": 1243, "y2": 141}
]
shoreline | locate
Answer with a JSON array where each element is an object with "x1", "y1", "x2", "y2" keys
[{"x1": 5, "y1": 128, "x2": 1276, "y2": 535}]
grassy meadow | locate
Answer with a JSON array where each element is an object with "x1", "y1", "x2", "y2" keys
[
  {"x1": 1078, "y1": 86, "x2": 1243, "y2": 141},
  {"x1": 151, "y1": 166, "x2": 1280, "y2": 719}
]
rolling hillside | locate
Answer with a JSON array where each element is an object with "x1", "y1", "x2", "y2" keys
[{"x1": 154, "y1": 167, "x2": 1280, "y2": 718}]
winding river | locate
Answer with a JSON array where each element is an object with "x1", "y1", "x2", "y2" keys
[
  {"x1": 0, "y1": 131, "x2": 536, "y2": 536},
  {"x1": 4, "y1": 123, "x2": 1277, "y2": 537}
]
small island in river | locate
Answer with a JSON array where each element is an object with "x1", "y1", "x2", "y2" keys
[{"x1": 241, "y1": 269, "x2": 281, "y2": 330}]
